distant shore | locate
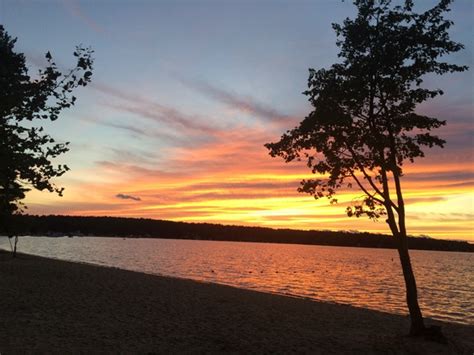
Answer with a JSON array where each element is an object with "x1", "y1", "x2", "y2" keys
[
  {"x1": 5, "y1": 214, "x2": 474, "y2": 252},
  {"x1": 0, "y1": 251, "x2": 473, "y2": 353}
]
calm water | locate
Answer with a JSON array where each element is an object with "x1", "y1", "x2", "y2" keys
[{"x1": 1, "y1": 236, "x2": 472, "y2": 325}]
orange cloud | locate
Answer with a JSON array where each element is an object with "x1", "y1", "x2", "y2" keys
[{"x1": 23, "y1": 80, "x2": 474, "y2": 242}]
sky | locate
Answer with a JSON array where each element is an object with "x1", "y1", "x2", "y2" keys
[{"x1": 1, "y1": 0, "x2": 473, "y2": 240}]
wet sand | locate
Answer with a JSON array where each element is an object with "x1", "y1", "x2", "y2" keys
[{"x1": 0, "y1": 250, "x2": 472, "y2": 353}]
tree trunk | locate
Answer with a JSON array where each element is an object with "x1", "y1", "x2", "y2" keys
[
  {"x1": 12, "y1": 235, "x2": 18, "y2": 258},
  {"x1": 3, "y1": 213, "x2": 18, "y2": 258},
  {"x1": 396, "y1": 232, "x2": 425, "y2": 335},
  {"x1": 382, "y1": 150, "x2": 426, "y2": 336}
]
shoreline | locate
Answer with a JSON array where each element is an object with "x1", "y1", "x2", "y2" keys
[
  {"x1": 7, "y1": 214, "x2": 473, "y2": 252},
  {"x1": 1, "y1": 250, "x2": 472, "y2": 353},
  {"x1": 3, "y1": 234, "x2": 474, "y2": 254},
  {"x1": 3, "y1": 245, "x2": 470, "y2": 327}
]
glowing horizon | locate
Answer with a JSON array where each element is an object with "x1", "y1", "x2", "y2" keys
[{"x1": 3, "y1": 0, "x2": 473, "y2": 241}]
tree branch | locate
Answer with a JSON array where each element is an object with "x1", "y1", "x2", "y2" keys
[
  {"x1": 345, "y1": 145, "x2": 399, "y2": 211},
  {"x1": 349, "y1": 171, "x2": 386, "y2": 206}
]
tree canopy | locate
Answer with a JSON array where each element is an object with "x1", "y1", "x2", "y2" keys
[
  {"x1": 266, "y1": 0, "x2": 466, "y2": 223},
  {"x1": 0, "y1": 25, "x2": 93, "y2": 218}
]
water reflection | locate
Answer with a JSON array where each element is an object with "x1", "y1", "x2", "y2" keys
[{"x1": 0, "y1": 236, "x2": 472, "y2": 324}]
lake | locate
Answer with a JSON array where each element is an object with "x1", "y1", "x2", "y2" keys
[{"x1": 1, "y1": 236, "x2": 472, "y2": 325}]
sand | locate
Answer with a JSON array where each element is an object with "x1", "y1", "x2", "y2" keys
[{"x1": 0, "y1": 250, "x2": 472, "y2": 353}]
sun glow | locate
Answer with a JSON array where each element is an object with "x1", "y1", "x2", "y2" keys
[{"x1": 10, "y1": 0, "x2": 471, "y2": 242}]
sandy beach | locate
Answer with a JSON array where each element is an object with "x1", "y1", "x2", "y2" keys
[{"x1": 0, "y1": 250, "x2": 472, "y2": 353}]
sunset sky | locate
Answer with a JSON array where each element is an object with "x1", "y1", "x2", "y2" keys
[{"x1": 2, "y1": 0, "x2": 473, "y2": 240}]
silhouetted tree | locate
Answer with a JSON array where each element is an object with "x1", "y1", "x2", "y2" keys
[
  {"x1": 265, "y1": 0, "x2": 467, "y2": 336},
  {"x1": 0, "y1": 25, "x2": 93, "y2": 256}
]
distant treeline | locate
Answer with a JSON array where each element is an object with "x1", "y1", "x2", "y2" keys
[{"x1": 3, "y1": 214, "x2": 473, "y2": 252}]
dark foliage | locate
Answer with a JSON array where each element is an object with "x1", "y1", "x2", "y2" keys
[
  {"x1": 0, "y1": 25, "x2": 93, "y2": 218},
  {"x1": 4, "y1": 214, "x2": 472, "y2": 253},
  {"x1": 266, "y1": 0, "x2": 467, "y2": 221}
]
